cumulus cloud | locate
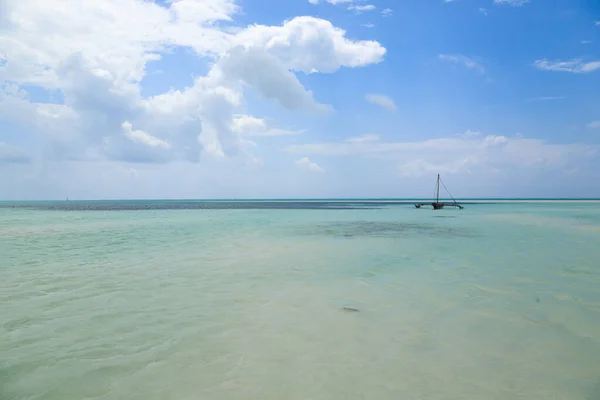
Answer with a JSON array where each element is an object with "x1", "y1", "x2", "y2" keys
[
  {"x1": 235, "y1": 17, "x2": 386, "y2": 74},
  {"x1": 219, "y1": 46, "x2": 332, "y2": 113},
  {"x1": 0, "y1": 0, "x2": 385, "y2": 166},
  {"x1": 296, "y1": 157, "x2": 325, "y2": 172},
  {"x1": 365, "y1": 94, "x2": 397, "y2": 112}
]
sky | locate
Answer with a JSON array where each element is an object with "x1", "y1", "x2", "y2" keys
[{"x1": 0, "y1": 0, "x2": 599, "y2": 200}]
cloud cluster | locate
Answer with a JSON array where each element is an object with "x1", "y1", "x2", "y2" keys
[
  {"x1": 308, "y1": 0, "x2": 390, "y2": 16},
  {"x1": 285, "y1": 132, "x2": 596, "y2": 177},
  {"x1": 0, "y1": 0, "x2": 386, "y2": 166},
  {"x1": 1, "y1": 0, "x2": 598, "y2": 199}
]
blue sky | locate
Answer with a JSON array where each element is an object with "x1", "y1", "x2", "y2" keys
[{"x1": 0, "y1": 0, "x2": 599, "y2": 199}]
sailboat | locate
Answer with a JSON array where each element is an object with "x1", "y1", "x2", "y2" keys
[{"x1": 415, "y1": 174, "x2": 464, "y2": 210}]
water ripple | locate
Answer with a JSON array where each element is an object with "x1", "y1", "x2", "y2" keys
[{"x1": 1, "y1": 203, "x2": 599, "y2": 399}]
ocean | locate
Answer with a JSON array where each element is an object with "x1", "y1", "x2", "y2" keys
[{"x1": 1, "y1": 200, "x2": 599, "y2": 399}]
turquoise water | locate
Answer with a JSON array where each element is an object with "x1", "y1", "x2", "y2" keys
[{"x1": 1, "y1": 201, "x2": 600, "y2": 399}]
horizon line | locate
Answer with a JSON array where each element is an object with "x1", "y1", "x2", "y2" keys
[{"x1": 2, "y1": 197, "x2": 600, "y2": 202}]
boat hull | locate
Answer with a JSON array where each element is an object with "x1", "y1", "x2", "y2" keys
[{"x1": 414, "y1": 202, "x2": 463, "y2": 210}]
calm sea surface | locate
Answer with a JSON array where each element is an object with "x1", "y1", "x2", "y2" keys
[{"x1": 1, "y1": 200, "x2": 600, "y2": 399}]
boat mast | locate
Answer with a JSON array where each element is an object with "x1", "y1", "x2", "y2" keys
[{"x1": 436, "y1": 174, "x2": 440, "y2": 204}]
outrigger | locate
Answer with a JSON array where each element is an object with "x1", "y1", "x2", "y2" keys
[{"x1": 415, "y1": 174, "x2": 464, "y2": 210}]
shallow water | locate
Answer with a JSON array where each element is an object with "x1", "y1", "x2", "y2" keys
[{"x1": 1, "y1": 201, "x2": 599, "y2": 399}]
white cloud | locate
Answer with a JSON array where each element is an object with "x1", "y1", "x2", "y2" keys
[
  {"x1": 169, "y1": 0, "x2": 240, "y2": 23},
  {"x1": 0, "y1": 84, "x2": 79, "y2": 143},
  {"x1": 362, "y1": 23, "x2": 375, "y2": 28},
  {"x1": 534, "y1": 59, "x2": 600, "y2": 73},
  {"x1": 122, "y1": 121, "x2": 171, "y2": 149},
  {"x1": 0, "y1": 0, "x2": 235, "y2": 89},
  {"x1": 527, "y1": 96, "x2": 564, "y2": 102},
  {"x1": 348, "y1": 4, "x2": 376, "y2": 14},
  {"x1": 231, "y1": 115, "x2": 304, "y2": 136},
  {"x1": 381, "y1": 8, "x2": 393, "y2": 16},
  {"x1": 219, "y1": 46, "x2": 332, "y2": 113},
  {"x1": 235, "y1": 17, "x2": 386, "y2": 74},
  {"x1": 588, "y1": 121, "x2": 600, "y2": 130},
  {"x1": 493, "y1": 0, "x2": 530, "y2": 6},
  {"x1": 296, "y1": 157, "x2": 325, "y2": 172},
  {"x1": 346, "y1": 134, "x2": 380, "y2": 143},
  {"x1": 285, "y1": 133, "x2": 596, "y2": 176},
  {"x1": 0, "y1": 1, "x2": 385, "y2": 166},
  {"x1": 308, "y1": 0, "x2": 376, "y2": 10},
  {"x1": 582, "y1": 40, "x2": 593, "y2": 44},
  {"x1": 365, "y1": 94, "x2": 397, "y2": 112},
  {"x1": 439, "y1": 54, "x2": 486, "y2": 75},
  {"x1": 479, "y1": 8, "x2": 488, "y2": 15}
]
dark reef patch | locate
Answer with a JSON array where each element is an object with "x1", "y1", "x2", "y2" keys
[
  {"x1": 303, "y1": 221, "x2": 476, "y2": 239},
  {"x1": 0, "y1": 200, "x2": 488, "y2": 212}
]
